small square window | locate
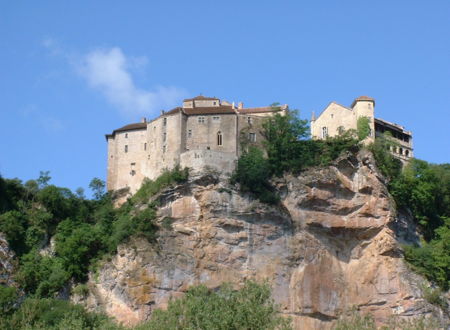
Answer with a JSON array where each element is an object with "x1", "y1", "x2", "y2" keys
[
  {"x1": 125, "y1": 133, "x2": 128, "y2": 138},
  {"x1": 163, "y1": 132, "x2": 166, "y2": 141},
  {"x1": 198, "y1": 116, "x2": 205, "y2": 123},
  {"x1": 213, "y1": 116, "x2": 220, "y2": 122},
  {"x1": 188, "y1": 129, "x2": 192, "y2": 138}
]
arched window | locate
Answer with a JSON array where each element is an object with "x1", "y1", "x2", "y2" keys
[
  {"x1": 217, "y1": 131, "x2": 223, "y2": 146},
  {"x1": 322, "y1": 127, "x2": 328, "y2": 138},
  {"x1": 405, "y1": 150, "x2": 409, "y2": 157},
  {"x1": 399, "y1": 147, "x2": 403, "y2": 155}
]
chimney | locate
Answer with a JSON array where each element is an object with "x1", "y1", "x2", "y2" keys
[
  {"x1": 141, "y1": 117, "x2": 147, "y2": 123},
  {"x1": 160, "y1": 110, "x2": 165, "y2": 116},
  {"x1": 238, "y1": 102, "x2": 244, "y2": 109},
  {"x1": 311, "y1": 111, "x2": 316, "y2": 122}
]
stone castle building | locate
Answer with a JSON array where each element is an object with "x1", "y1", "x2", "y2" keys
[
  {"x1": 106, "y1": 96, "x2": 287, "y2": 194},
  {"x1": 311, "y1": 96, "x2": 413, "y2": 161}
]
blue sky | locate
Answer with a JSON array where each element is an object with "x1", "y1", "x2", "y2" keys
[{"x1": 1, "y1": 1, "x2": 449, "y2": 194}]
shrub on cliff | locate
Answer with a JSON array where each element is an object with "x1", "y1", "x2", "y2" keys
[
  {"x1": 136, "y1": 281, "x2": 291, "y2": 330},
  {"x1": 231, "y1": 147, "x2": 277, "y2": 204}
]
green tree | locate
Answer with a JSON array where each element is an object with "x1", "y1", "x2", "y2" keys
[
  {"x1": 261, "y1": 109, "x2": 309, "y2": 176},
  {"x1": 231, "y1": 147, "x2": 276, "y2": 203},
  {"x1": 136, "y1": 281, "x2": 291, "y2": 330},
  {"x1": 89, "y1": 178, "x2": 106, "y2": 200}
]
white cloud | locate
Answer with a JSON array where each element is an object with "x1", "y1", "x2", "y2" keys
[{"x1": 77, "y1": 47, "x2": 186, "y2": 117}]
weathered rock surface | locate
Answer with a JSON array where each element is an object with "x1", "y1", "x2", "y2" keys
[
  {"x1": 0, "y1": 233, "x2": 17, "y2": 287},
  {"x1": 80, "y1": 150, "x2": 448, "y2": 328}
]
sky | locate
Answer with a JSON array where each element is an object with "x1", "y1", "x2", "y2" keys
[{"x1": 1, "y1": 1, "x2": 449, "y2": 195}]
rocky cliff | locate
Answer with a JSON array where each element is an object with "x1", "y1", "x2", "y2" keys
[{"x1": 78, "y1": 150, "x2": 447, "y2": 329}]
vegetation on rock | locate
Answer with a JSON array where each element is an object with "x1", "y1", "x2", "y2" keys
[{"x1": 135, "y1": 281, "x2": 292, "y2": 330}]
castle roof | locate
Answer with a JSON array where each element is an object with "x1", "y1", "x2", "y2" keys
[
  {"x1": 238, "y1": 105, "x2": 287, "y2": 114},
  {"x1": 105, "y1": 122, "x2": 147, "y2": 140},
  {"x1": 351, "y1": 96, "x2": 375, "y2": 108},
  {"x1": 183, "y1": 105, "x2": 235, "y2": 115},
  {"x1": 183, "y1": 95, "x2": 219, "y2": 102}
]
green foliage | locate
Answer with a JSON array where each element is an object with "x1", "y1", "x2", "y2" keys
[
  {"x1": 231, "y1": 147, "x2": 277, "y2": 203},
  {"x1": 136, "y1": 281, "x2": 291, "y2": 330},
  {"x1": 0, "y1": 286, "x2": 18, "y2": 317},
  {"x1": 0, "y1": 168, "x2": 187, "y2": 299},
  {"x1": 356, "y1": 116, "x2": 371, "y2": 141},
  {"x1": 131, "y1": 165, "x2": 188, "y2": 205},
  {"x1": 403, "y1": 218, "x2": 450, "y2": 290},
  {"x1": 370, "y1": 140, "x2": 450, "y2": 291},
  {"x1": 72, "y1": 284, "x2": 89, "y2": 297},
  {"x1": 261, "y1": 109, "x2": 310, "y2": 176},
  {"x1": 3, "y1": 298, "x2": 120, "y2": 330},
  {"x1": 334, "y1": 308, "x2": 376, "y2": 330},
  {"x1": 334, "y1": 309, "x2": 441, "y2": 330},
  {"x1": 89, "y1": 178, "x2": 106, "y2": 200},
  {"x1": 369, "y1": 133, "x2": 402, "y2": 181},
  {"x1": 233, "y1": 109, "x2": 359, "y2": 203},
  {"x1": 16, "y1": 251, "x2": 69, "y2": 297}
]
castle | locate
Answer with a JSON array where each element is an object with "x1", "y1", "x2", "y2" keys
[
  {"x1": 106, "y1": 95, "x2": 413, "y2": 195},
  {"x1": 106, "y1": 96, "x2": 287, "y2": 194},
  {"x1": 311, "y1": 96, "x2": 413, "y2": 161}
]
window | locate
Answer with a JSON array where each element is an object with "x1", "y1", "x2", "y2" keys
[
  {"x1": 144, "y1": 143, "x2": 147, "y2": 151},
  {"x1": 217, "y1": 131, "x2": 223, "y2": 146},
  {"x1": 337, "y1": 126, "x2": 345, "y2": 135},
  {"x1": 331, "y1": 114, "x2": 334, "y2": 119},
  {"x1": 213, "y1": 101, "x2": 217, "y2": 105},
  {"x1": 249, "y1": 132, "x2": 256, "y2": 142},
  {"x1": 163, "y1": 145, "x2": 166, "y2": 153},
  {"x1": 212, "y1": 116, "x2": 220, "y2": 122},
  {"x1": 124, "y1": 145, "x2": 128, "y2": 153},
  {"x1": 188, "y1": 129, "x2": 192, "y2": 138},
  {"x1": 198, "y1": 116, "x2": 205, "y2": 123},
  {"x1": 405, "y1": 150, "x2": 410, "y2": 157},
  {"x1": 322, "y1": 127, "x2": 328, "y2": 138},
  {"x1": 130, "y1": 163, "x2": 136, "y2": 176},
  {"x1": 163, "y1": 118, "x2": 167, "y2": 126},
  {"x1": 399, "y1": 147, "x2": 403, "y2": 155},
  {"x1": 125, "y1": 133, "x2": 128, "y2": 138},
  {"x1": 247, "y1": 117, "x2": 252, "y2": 124},
  {"x1": 163, "y1": 132, "x2": 166, "y2": 142}
]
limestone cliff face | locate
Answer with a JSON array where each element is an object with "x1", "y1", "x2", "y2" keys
[{"x1": 79, "y1": 150, "x2": 446, "y2": 329}]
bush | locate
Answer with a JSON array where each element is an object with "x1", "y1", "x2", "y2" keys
[
  {"x1": 231, "y1": 147, "x2": 277, "y2": 203},
  {"x1": 136, "y1": 281, "x2": 291, "y2": 330},
  {"x1": 0, "y1": 286, "x2": 18, "y2": 317},
  {"x1": 4, "y1": 298, "x2": 121, "y2": 330},
  {"x1": 131, "y1": 166, "x2": 188, "y2": 205}
]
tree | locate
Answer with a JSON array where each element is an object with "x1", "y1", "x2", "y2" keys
[
  {"x1": 89, "y1": 178, "x2": 106, "y2": 200},
  {"x1": 261, "y1": 109, "x2": 309, "y2": 176},
  {"x1": 37, "y1": 171, "x2": 51, "y2": 189}
]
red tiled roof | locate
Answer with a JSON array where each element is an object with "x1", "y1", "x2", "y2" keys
[
  {"x1": 163, "y1": 107, "x2": 182, "y2": 116},
  {"x1": 105, "y1": 122, "x2": 147, "y2": 140},
  {"x1": 238, "y1": 106, "x2": 284, "y2": 114},
  {"x1": 182, "y1": 105, "x2": 235, "y2": 115},
  {"x1": 351, "y1": 96, "x2": 375, "y2": 107},
  {"x1": 183, "y1": 95, "x2": 219, "y2": 102}
]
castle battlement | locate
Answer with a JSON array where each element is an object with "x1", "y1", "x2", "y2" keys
[{"x1": 106, "y1": 96, "x2": 286, "y2": 195}]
